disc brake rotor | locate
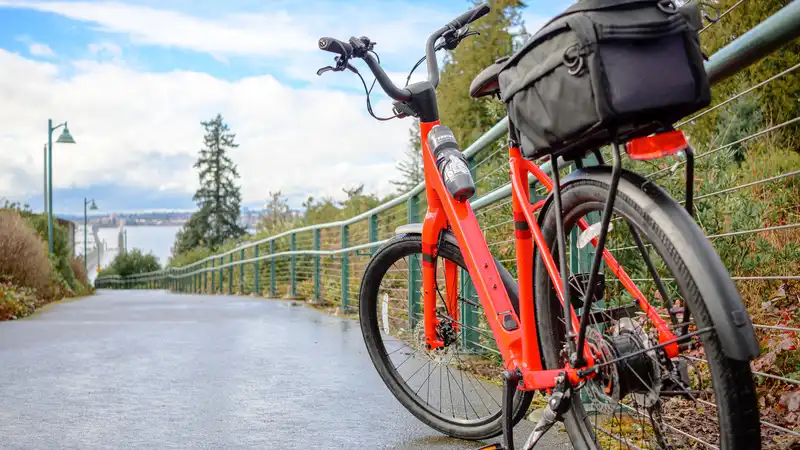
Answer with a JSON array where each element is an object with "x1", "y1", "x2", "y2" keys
[{"x1": 584, "y1": 327, "x2": 621, "y2": 415}]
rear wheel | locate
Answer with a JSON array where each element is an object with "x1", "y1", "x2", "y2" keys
[
  {"x1": 359, "y1": 233, "x2": 533, "y2": 440},
  {"x1": 535, "y1": 171, "x2": 761, "y2": 449}
]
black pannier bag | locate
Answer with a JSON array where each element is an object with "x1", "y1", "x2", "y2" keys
[{"x1": 498, "y1": 0, "x2": 710, "y2": 160}]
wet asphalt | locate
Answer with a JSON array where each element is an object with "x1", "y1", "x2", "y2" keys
[{"x1": 0, "y1": 291, "x2": 571, "y2": 450}]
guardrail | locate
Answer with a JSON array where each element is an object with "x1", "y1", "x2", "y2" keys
[{"x1": 98, "y1": 2, "x2": 800, "y2": 445}]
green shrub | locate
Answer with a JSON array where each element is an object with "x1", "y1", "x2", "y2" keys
[
  {"x1": 25, "y1": 213, "x2": 82, "y2": 295},
  {"x1": 104, "y1": 249, "x2": 162, "y2": 277}
]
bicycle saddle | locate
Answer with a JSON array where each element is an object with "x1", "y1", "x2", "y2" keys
[{"x1": 469, "y1": 56, "x2": 509, "y2": 99}]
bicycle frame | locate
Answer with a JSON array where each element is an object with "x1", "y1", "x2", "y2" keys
[{"x1": 417, "y1": 119, "x2": 679, "y2": 392}]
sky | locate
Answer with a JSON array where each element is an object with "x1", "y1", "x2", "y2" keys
[{"x1": 0, "y1": 0, "x2": 568, "y2": 216}]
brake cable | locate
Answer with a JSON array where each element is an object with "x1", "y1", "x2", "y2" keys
[
  {"x1": 405, "y1": 25, "x2": 479, "y2": 87},
  {"x1": 352, "y1": 50, "x2": 401, "y2": 121},
  {"x1": 361, "y1": 21, "x2": 480, "y2": 121}
]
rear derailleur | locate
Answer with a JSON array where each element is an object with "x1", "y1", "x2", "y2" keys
[{"x1": 478, "y1": 371, "x2": 572, "y2": 450}]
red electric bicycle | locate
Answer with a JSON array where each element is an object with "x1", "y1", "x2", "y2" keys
[{"x1": 318, "y1": 3, "x2": 761, "y2": 449}]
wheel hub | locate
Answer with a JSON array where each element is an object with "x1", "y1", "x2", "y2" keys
[{"x1": 584, "y1": 318, "x2": 661, "y2": 413}]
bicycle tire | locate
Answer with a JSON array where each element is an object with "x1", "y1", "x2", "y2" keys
[
  {"x1": 359, "y1": 233, "x2": 534, "y2": 440},
  {"x1": 534, "y1": 168, "x2": 761, "y2": 449}
]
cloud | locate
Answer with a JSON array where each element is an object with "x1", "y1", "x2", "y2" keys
[
  {"x1": 29, "y1": 42, "x2": 55, "y2": 58},
  {"x1": 88, "y1": 42, "x2": 122, "y2": 57},
  {"x1": 0, "y1": 1, "x2": 452, "y2": 60},
  {"x1": 0, "y1": 49, "x2": 413, "y2": 212},
  {"x1": 14, "y1": 35, "x2": 56, "y2": 58}
]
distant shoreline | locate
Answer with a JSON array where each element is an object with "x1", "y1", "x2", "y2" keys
[{"x1": 95, "y1": 223, "x2": 185, "y2": 228}]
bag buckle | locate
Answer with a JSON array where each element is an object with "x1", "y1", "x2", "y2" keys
[
  {"x1": 563, "y1": 45, "x2": 584, "y2": 76},
  {"x1": 657, "y1": 0, "x2": 678, "y2": 14}
]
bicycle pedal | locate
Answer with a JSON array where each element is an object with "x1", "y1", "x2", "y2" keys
[{"x1": 477, "y1": 444, "x2": 505, "y2": 450}]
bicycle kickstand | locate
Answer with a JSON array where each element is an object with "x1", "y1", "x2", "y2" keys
[
  {"x1": 478, "y1": 373, "x2": 570, "y2": 450},
  {"x1": 478, "y1": 370, "x2": 519, "y2": 450}
]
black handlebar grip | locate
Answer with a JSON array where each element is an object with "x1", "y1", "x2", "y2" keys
[
  {"x1": 318, "y1": 37, "x2": 353, "y2": 56},
  {"x1": 448, "y1": 3, "x2": 491, "y2": 29}
]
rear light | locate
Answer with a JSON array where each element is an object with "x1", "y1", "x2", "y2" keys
[{"x1": 625, "y1": 130, "x2": 689, "y2": 161}]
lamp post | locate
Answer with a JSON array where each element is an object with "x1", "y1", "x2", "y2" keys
[
  {"x1": 84, "y1": 198, "x2": 98, "y2": 273},
  {"x1": 46, "y1": 119, "x2": 76, "y2": 255},
  {"x1": 43, "y1": 144, "x2": 48, "y2": 213}
]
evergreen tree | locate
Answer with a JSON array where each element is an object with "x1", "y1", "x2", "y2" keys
[
  {"x1": 176, "y1": 114, "x2": 245, "y2": 253},
  {"x1": 390, "y1": 121, "x2": 425, "y2": 193},
  {"x1": 436, "y1": 0, "x2": 528, "y2": 147}
]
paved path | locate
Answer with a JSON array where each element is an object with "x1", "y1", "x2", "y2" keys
[{"x1": 0, "y1": 291, "x2": 571, "y2": 450}]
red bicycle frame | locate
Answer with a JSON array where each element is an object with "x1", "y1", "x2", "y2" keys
[{"x1": 417, "y1": 120, "x2": 679, "y2": 392}]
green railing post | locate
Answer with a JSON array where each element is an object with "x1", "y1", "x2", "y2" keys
[
  {"x1": 369, "y1": 214, "x2": 378, "y2": 255},
  {"x1": 341, "y1": 225, "x2": 349, "y2": 310},
  {"x1": 254, "y1": 245, "x2": 260, "y2": 295},
  {"x1": 313, "y1": 229, "x2": 321, "y2": 300},
  {"x1": 460, "y1": 268, "x2": 479, "y2": 352},
  {"x1": 407, "y1": 193, "x2": 420, "y2": 329},
  {"x1": 203, "y1": 261, "x2": 208, "y2": 293},
  {"x1": 228, "y1": 253, "x2": 233, "y2": 294},
  {"x1": 240, "y1": 248, "x2": 245, "y2": 294},
  {"x1": 219, "y1": 256, "x2": 224, "y2": 294},
  {"x1": 270, "y1": 240, "x2": 276, "y2": 297},
  {"x1": 211, "y1": 258, "x2": 216, "y2": 292},
  {"x1": 468, "y1": 156, "x2": 478, "y2": 197},
  {"x1": 290, "y1": 233, "x2": 297, "y2": 297}
]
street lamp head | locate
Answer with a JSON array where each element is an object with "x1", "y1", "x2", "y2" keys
[
  {"x1": 56, "y1": 124, "x2": 76, "y2": 144},
  {"x1": 89, "y1": 199, "x2": 98, "y2": 211}
]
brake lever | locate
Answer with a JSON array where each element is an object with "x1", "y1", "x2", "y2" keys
[
  {"x1": 316, "y1": 66, "x2": 336, "y2": 76},
  {"x1": 436, "y1": 26, "x2": 480, "y2": 51},
  {"x1": 316, "y1": 61, "x2": 359, "y2": 76}
]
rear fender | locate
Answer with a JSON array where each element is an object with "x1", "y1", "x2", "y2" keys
[{"x1": 536, "y1": 167, "x2": 760, "y2": 361}]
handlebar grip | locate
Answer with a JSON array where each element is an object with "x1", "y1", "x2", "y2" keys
[
  {"x1": 448, "y1": 3, "x2": 490, "y2": 29},
  {"x1": 318, "y1": 37, "x2": 353, "y2": 56}
]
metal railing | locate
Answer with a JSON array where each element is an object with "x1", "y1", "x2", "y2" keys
[{"x1": 98, "y1": 1, "x2": 800, "y2": 445}]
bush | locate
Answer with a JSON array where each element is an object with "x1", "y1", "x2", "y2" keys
[
  {"x1": 104, "y1": 249, "x2": 162, "y2": 277},
  {"x1": 68, "y1": 256, "x2": 91, "y2": 295},
  {"x1": 0, "y1": 281, "x2": 38, "y2": 320},
  {"x1": 26, "y1": 213, "x2": 81, "y2": 293},
  {"x1": 0, "y1": 210, "x2": 57, "y2": 298}
]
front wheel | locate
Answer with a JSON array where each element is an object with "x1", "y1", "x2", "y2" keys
[
  {"x1": 535, "y1": 169, "x2": 761, "y2": 449},
  {"x1": 358, "y1": 233, "x2": 533, "y2": 440}
]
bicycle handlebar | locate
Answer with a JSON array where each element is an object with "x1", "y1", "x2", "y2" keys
[
  {"x1": 318, "y1": 37, "x2": 353, "y2": 56},
  {"x1": 317, "y1": 3, "x2": 490, "y2": 102},
  {"x1": 447, "y1": 3, "x2": 491, "y2": 29}
]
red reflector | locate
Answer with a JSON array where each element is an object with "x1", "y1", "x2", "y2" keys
[{"x1": 625, "y1": 130, "x2": 689, "y2": 161}]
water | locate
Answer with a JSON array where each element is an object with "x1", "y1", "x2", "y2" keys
[{"x1": 96, "y1": 225, "x2": 182, "y2": 267}]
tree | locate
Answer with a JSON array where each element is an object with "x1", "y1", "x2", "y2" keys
[
  {"x1": 436, "y1": 0, "x2": 528, "y2": 148},
  {"x1": 103, "y1": 249, "x2": 161, "y2": 277},
  {"x1": 172, "y1": 207, "x2": 210, "y2": 255},
  {"x1": 390, "y1": 121, "x2": 425, "y2": 193},
  {"x1": 176, "y1": 114, "x2": 246, "y2": 253},
  {"x1": 257, "y1": 190, "x2": 296, "y2": 235}
]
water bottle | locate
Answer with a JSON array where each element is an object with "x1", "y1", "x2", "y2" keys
[{"x1": 427, "y1": 125, "x2": 476, "y2": 202}]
